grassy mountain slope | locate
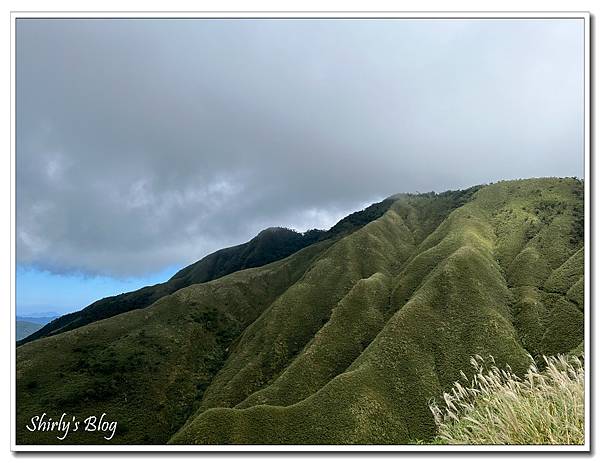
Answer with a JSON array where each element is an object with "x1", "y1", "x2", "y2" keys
[
  {"x1": 184, "y1": 190, "x2": 477, "y2": 418},
  {"x1": 16, "y1": 240, "x2": 333, "y2": 444},
  {"x1": 16, "y1": 178, "x2": 584, "y2": 445}
]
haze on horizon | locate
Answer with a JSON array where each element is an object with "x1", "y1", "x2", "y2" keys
[{"x1": 16, "y1": 18, "x2": 584, "y2": 315}]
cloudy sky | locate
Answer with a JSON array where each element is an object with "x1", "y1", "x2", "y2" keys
[{"x1": 16, "y1": 18, "x2": 584, "y2": 315}]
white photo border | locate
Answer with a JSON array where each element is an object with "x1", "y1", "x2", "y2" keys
[{"x1": 9, "y1": 10, "x2": 591, "y2": 452}]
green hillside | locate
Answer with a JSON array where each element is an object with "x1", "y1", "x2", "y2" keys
[{"x1": 16, "y1": 178, "x2": 585, "y2": 445}]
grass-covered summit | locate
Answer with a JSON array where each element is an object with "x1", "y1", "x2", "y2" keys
[{"x1": 16, "y1": 177, "x2": 584, "y2": 445}]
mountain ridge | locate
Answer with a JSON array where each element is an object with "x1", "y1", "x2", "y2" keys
[{"x1": 18, "y1": 197, "x2": 396, "y2": 346}]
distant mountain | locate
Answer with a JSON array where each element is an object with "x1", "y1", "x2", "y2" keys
[
  {"x1": 20, "y1": 311, "x2": 61, "y2": 318},
  {"x1": 16, "y1": 315, "x2": 59, "y2": 325},
  {"x1": 16, "y1": 314, "x2": 60, "y2": 341},
  {"x1": 16, "y1": 178, "x2": 584, "y2": 445},
  {"x1": 17, "y1": 198, "x2": 395, "y2": 346},
  {"x1": 16, "y1": 320, "x2": 44, "y2": 341}
]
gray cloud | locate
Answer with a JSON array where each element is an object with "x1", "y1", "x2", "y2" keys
[{"x1": 16, "y1": 18, "x2": 584, "y2": 276}]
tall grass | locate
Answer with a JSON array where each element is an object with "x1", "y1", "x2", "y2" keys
[{"x1": 429, "y1": 354, "x2": 584, "y2": 445}]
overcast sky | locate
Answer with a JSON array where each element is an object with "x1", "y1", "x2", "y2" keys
[{"x1": 16, "y1": 18, "x2": 584, "y2": 313}]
